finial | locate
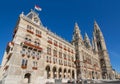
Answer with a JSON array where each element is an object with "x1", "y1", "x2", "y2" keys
[
  {"x1": 20, "y1": 11, "x2": 24, "y2": 17},
  {"x1": 84, "y1": 32, "x2": 89, "y2": 40},
  {"x1": 75, "y1": 22, "x2": 78, "y2": 27},
  {"x1": 22, "y1": 11, "x2": 24, "y2": 14}
]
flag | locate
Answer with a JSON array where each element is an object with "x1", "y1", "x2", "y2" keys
[{"x1": 35, "y1": 5, "x2": 42, "y2": 11}]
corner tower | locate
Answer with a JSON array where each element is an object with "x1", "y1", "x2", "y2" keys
[
  {"x1": 93, "y1": 21, "x2": 112, "y2": 79},
  {"x1": 72, "y1": 23, "x2": 83, "y2": 79},
  {"x1": 0, "y1": 10, "x2": 45, "y2": 84}
]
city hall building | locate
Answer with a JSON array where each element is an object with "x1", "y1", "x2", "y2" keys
[{"x1": 0, "y1": 10, "x2": 112, "y2": 84}]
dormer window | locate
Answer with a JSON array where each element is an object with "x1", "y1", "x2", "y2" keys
[
  {"x1": 34, "y1": 17, "x2": 39, "y2": 23},
  {"x1": 26, "y1": 10, "x2": 43, "y2": 26}
]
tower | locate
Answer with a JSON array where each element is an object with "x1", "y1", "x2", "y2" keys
[
  {"x1": 0, "y1": 10, "x2": 45, "y2": 84},
  {"x1": 72, "y1": 23, "x2": 83, "y2": 79},
  {"x1": 72, "y1": 22, "x2": 102, "y2": 80},
  {"x1": 84, "y1": 33, "x2": 92, "y2": 49},
  {"x1": 93, "y1": 21, "x2": 112, "y2": 79}
]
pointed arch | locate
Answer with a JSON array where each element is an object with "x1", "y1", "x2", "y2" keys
[
  {"x1": 52, "y1": 66, "x2": 57, "y2": 78},
  {"x1": 58, "y1": 67, "x2": 62, "y2": 78},
  {"x1": 72, "y1": 70, "x2": 75, "y2": 79},
  {"x1": 46, "y1": 65, "x2": 50, "y2": 79},
  {"x1": 64, "y1": 68, "x2": 67, "y2": 78},
  {"x1": 24, "y1": 73, "x2": 31, "y2": 83}
]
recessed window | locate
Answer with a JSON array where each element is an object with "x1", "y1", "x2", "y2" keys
[{"x1": 36, "y1": 30, "x2": 41, "y2": 35}]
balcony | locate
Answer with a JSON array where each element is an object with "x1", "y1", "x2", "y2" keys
[
  {"x1": 64, "y1": 48, "x2": 67, "y2": 51},
  {"x1": 27, "y1": 29, "x2": 34, "y2": 34},
  {"x1": 36, "y1": 34, "x2": 42, "y2": 38},
  {"x1": 32, "y1": 67, "x2": 37, "y2": 70},
  {"x1": 54, "y1": 43, "x2": 58, "y2": 46},
  {"x1": 47, "y1": 40, "x2": 52, "y2": 44},
  {"x1": 59, "y1": 46, "x2": 62, "y2": 49},
  {"x1": 23, "y1": 41, "x2": 42, "y2": 51},
  {"x1": 21, "y1": 65, "x2": 27, "y2": 69}
]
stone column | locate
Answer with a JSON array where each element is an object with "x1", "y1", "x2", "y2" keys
[
  {"x1": 74, "y1": 70, "x2": 77, "y2": 80},
  {"x1": 50, "y1": 70, "x2": 53, "y2": 78},
  {"x1": 56, "y1": 70, "x2": 58, "y2": 79},
  {"x1": 60, "y1": 71, "x2": 63, "y2": 78}
]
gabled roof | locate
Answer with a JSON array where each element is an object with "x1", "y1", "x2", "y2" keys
[{"x1": 26, "y1": 9, "x2": 42, "y2": 26}]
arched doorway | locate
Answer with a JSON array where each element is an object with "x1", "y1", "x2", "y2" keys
[
  {"x1": 64, "y1": 69, "x2": 67, "y2": 78},
  {"x1": 95, "y1": 72, "x2": 98, "y2": 79},
  {"x1": 24, "y1": 73, "x2": 31, "y2": 83},
  {"x1": 58, "y1": 68, "x2": 62, "y2": 78},
  {"x1": 46, "y1": 65, "x2": 50, "y2": 79},
  {"x1": 53, "y1": 67, "x2": 57, "y2": 78},
  {"x1": 68, "y1": 69, "x2": 71, "y2": 78},
  {"x1": 72, "y1": 70, "x2": 74, "y2": 79},
  {"x1": 92, "y1": 71, "x2": 94, "y2": 79}
]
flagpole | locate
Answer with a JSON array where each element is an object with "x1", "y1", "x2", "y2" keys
[{"x1": 34, "y1": 5, "x2": 36, "y2": 12}]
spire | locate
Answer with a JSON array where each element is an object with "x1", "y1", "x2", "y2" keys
[
  {"x1": 94, "y1": 20, "x2": 104, "y2": 38},
  {"x1": 84, "y1": 33, "x2": 89, "y2": 41},
  {"x1": 94, "y1": 20, "x2": 101, "y2": 31},
  {"x1": 93, "y1": 21, "x2": 107, "y2": 51},
  {"x1": 72, "y1": 22, "x2": 83, "y2": 41},
  {"x1": 84, "y1": 33, "x2": 91, "y2": 48},
  {"x1": 74, "y1": 22, "x2": 81, "y2": 33}
]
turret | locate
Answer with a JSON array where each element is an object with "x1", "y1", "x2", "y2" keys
[
  {"x1": 72, "y1": 22, "x2": 83, "y2": 41},
  {"x1": 93, "y1": 21, "x2": 112, "y2": 79},
  {"x1": 84, "y1": 33, "x2": 91, "y2": 49},
  {"x1": 92, "y1": 32, "x2": 98, "y2": 52}
]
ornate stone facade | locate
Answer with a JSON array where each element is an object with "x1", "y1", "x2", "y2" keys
[{"x1": 0, "y1": 10, "x2": 112, "y2": 84}]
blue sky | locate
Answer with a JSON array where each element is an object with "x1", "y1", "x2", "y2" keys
[{"x1": 0, "y1": 0, "x2": 120, "y2": 72}]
